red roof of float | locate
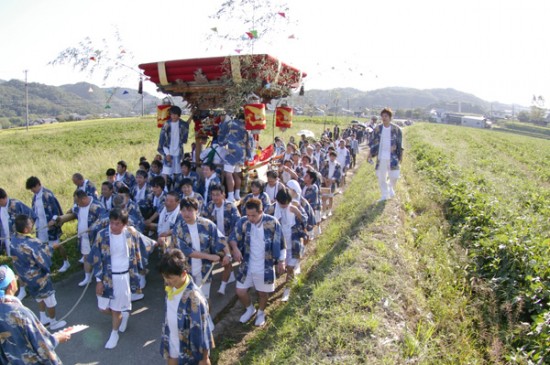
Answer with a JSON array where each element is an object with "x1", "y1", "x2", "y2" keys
[{"x1": 138, "y1": 54, "x2": 306, "y2": 108}]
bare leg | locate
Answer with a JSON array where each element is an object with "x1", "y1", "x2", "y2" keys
[
  {"x1": 236, "y1": 288, "x2": 251, "y2": 307},
  {"x1": 221, "y1": 263, "x2": 232, "y2": 282},
  {"x1": 111, "y1": 310, "x2": 122, "y2": 331},
  {"x1": 257, "y1": 291, "x2": 269, "y2": 311},
  {"x1": 225, "y1": 171, "x2": 234, "y2": 194}
]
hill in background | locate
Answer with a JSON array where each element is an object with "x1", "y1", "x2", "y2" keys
[
  {"x1": 0, "y1": 80, "x2": 161, "y2": 128},
  {"x1": 0, "y1": 79, "x2": 526, "y2": 129}
]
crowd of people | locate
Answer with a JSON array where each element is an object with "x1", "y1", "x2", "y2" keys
[{"x1": 0, "y1": 106, "x2": 403, "y2": 364}]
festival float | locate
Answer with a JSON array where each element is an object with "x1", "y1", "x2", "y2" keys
[{"x1": 139, "y1": 54, "x2": 306, "y2": 175}]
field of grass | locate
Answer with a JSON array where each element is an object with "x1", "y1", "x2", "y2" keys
[{"x1": 406, "y1": 123, "x2": 550, "y2": 363}]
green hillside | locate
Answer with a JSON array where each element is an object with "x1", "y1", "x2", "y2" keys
[{"x1": 0, "y1": 80, "x2": 161, "y2": 127}]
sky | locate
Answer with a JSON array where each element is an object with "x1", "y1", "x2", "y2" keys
[{"x1": 1, "y1": 0, "x2": 549, "y2": 107}]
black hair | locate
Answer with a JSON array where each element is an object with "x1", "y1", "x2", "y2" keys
[
  {"x1": 151, "y1": 176, "x2": 166, "y2": 189},
  {"x1": 15, "y1": 214, "x2": 32, "y2": 234},
  {"x1": 109, "y1": 208, "x2": 129, "y2": 224},
  {"x1": 117, "y1": 160, "x2": 128, "y2": 169},
  {"x1": 169, "y1": 106, "x2": 182, "y2": 116},
  {"x1": 102, "y1": 181, "x2": 114, "y2": 190},
  {"x1": 0, "y1": 188, "x2": 6, "y2": 200},
  {"x1": 106, "y1": 168, "x2": 116, "y2": 177},
  {"x1": 159, "y1": 249, "x2": 188, "y2": 276},
  {"x1": 210, "y1": 183, "x2": 225, "y2": 195},
  {"x1": 180, "y1": 196, "x2": 199, "y2": 211},
  {"x1": 73, "y1": 190, "x2": 88, "y2": 199},
  {"x1": 117, "y1": 186, "x2": 130, "y2": 195},
  {"x1": 136, "y1": 170, "x2": 148, "y2": 179},
  {"x1": 245, "y1": 197, "x2": 263, "y2": 212},
  {"x1": 25, "y1": 176, "x2": 41, "y2": 190},
  {"x1": 275, "y1": 188, "x2": 292, "y2": 205}
]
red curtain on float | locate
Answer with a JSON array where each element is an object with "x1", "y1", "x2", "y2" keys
[
  {"x1": 156, "y1": 105, "x2": 171, "y2": 128},
  {"x1": 275, "y1": 106, "x2": 293, "y2": 131}
]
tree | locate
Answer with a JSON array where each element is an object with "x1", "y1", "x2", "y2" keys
[
  {"x1": 529, "y1": 106, "x2": 545, "y2": 122},
  {"x1": 517, "y1": 110, "x2": 529, "y2": 122}
]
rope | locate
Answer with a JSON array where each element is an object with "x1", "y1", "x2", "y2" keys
[
  {"x1": 199, "y1": 263, "x2": 216, "y2": 288},
  {"x1": 47, "y1": 275, "x2": 92, "y2": 326}
]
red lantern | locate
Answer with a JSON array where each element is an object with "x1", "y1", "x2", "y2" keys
[
  {"x1": 275, "y1": 106, "x2": 293, "y2": 131},
  {"x1": 156, "y1": 105, "x2": 171, "y2": 128},
  {"x1": 244, "y1": 103, "x2": 266, "y2": 133}
]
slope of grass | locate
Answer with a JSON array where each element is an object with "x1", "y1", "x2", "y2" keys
[{"x1": 214, "y1": 145, "x2": 486, "y2": 364}]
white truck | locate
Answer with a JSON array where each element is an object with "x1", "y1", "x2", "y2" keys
[{"x1": 461, "y1": 116, "x2": 491, "y2": 129}]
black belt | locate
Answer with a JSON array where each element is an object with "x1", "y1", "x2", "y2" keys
[{"x1": 112, "y1": 270, "x2": 129, "y2": 275}]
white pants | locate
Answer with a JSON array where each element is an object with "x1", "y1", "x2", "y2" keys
[{"x1": 376, "y1": 159, "x2": 400, "y2": 199}]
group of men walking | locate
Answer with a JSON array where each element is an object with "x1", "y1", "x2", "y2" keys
[{"x1": 0, "y1": 106, "x2": 403, "y2": 364}]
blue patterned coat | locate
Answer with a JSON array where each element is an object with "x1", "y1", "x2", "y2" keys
[
  {"x1": 217, "y1": 118, "x2": 247, "y2": 165},
  {"x1": 157, "y1": 119, "x2": 190, "y2": 163},
  {"x1": 240, "y1": 192, "x2": 271, "y2": 215},
  {"x1": 160, "y1": 279, "x2": 214, "y2": 363},
  {"x1": 198, "y1": 176, "x2": 221, "y2": 205},
  {"x1": 116, "y1": 172, "x2": 137, "y2": 191},
  {"x1": 76, "y1": 179, "x2": 98, "y2": 198},
  {"x1": 0, "y1": 199, "x2": 36, "y2": 245},
  {"x1": 267, "y1": 203, "x2": 307, "y2": 259},
  {"x1": 173, "y1": 171, "x2": 200, "y2": 193},
  {"x1": 90, "y1": 226, "x2": 148, "y2": 298},
  {"x1": 229, "y1": 214, "x2": 285, "y2": 284},
  {"x1": 369, "y1": 123, "x2": 403, "y2": 170},
  {"x1": 320, "y1": 160, "x2": 342, "y2": 185},
  {"x1": 10, "y1": 234, "x2": 54, "y2": 300},
  {"x1": 201, "y1": 200, "x2": 241, "y2": 236},
  {"x1": 72, "y1": 200, "x2": 106, "y2": 253},
  {"x1": 173, "y1": 217, "x2": 226, "y2": 284},
  {"x1": 303, "y1": 184, "x2": 321, "y2": 211},
  {"x1": 0, "y1": 296, "x2": 61, "y2": 364},
  {"x1": 32, "y1": 188, "x2": 63, "y2": 242}
]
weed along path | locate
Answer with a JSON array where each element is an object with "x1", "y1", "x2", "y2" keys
[{"x1": 212, "y1": 130, "x2": 486, "y2": 364}]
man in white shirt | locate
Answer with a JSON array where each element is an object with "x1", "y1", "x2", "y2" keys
[
  {"x1": 100, "y1": 182, "x2": 115, "y2": 212},
  {"x1": 157, "y1": 192, "x2": 181, "y2": 251},
  {"x1": 157, "y1": 106, "x2": 189, "y2": 184},
  {"x1": 368, "y1": 108, "x2": 403, "y2": 201},
  {"x1": 25, "y1": 176, "x2": 70, "y2": 273},
  {"x1": 173, "y1": 197, "x2": 229, "y2": 300},
  {"x1": 91, "y1": 208, "x2": 146, "y2": 349},
  {"x1": 229, "y1": 198, "x2": 286, "y2": 327}
]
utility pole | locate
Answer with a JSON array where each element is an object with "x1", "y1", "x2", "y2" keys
[{"x1": 24, "y1": 70, "x2": 29, "y2": 131}]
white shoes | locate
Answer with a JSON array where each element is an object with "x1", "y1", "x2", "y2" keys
[
  {"x1": 119, "y1": 312, "x2": 129, "y2": 333},
  {"x1": 17, "y1": 287, "x2": 27, "y2": 301},
  {"x1": 239, "y1": 306, "x2": 257, "y2": 323},
  {"x1": 281, "y1": 288, "x2": 291, "y2": 302},
  {"x1": 40, "y1": 313, "x2": 50, "y2": 325},
  {"x1": 255, "y1": 311, "x2": 266, "y2": 327},
  {"x1": 49, "y1": 319, "x2": 67, "y2": 330},
  {"x1": 139, "y1": 276, "x2": 147, "y2": 289},
  {"x1": 105, "y1": 331, "x2": 119, "y2": 349},
  {"x1": 58, "y1": 261, "x2": 71, "y2": 273},
  {"x1": 78, "y1": 275, "x2": 92, "y2": 287},
  {"x1": 78, "y1": 256, "x2": 84, "y2": 264},
  {"x1": 131, "y1": 293, "x2": 144, "y2": 302}
]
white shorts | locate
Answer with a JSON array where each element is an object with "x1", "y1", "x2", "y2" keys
[
  {"x1": 161, "y1": 155, "x2": 182, "y2": 175},
  {"x1": 97, "y1": 273, "x2": 132, "y2": 312},
  {"x1": 286, "y1": 248, "x2": 299, "y2": 267},
  {"x1": 80, "y1": 238, "x2": 91, "y2": 256},
  {"x1": 223, "y1": 164, "x2": 242, "y2": 173},
  {"x1": 191, "y1": 274, "x2": 211, "y2": 299},
  {"x1": 236, "y1": 271, "x2": 275, "y2": 293},
  {"x1": 36, "y1": 293, "x2": 57, "y2": 308}
]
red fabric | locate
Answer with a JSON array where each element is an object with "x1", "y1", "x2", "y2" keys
[{"x1": 245, "y1": 144, "x2": 274, "y2": 167}]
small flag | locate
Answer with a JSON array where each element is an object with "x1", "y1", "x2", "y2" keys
[
  {"x1": 278, "y1": 12, "x2": 286, "y2": 18},
  {"x1": 123, "y1": 90, "x2": 129, "y2": 95},
  {"x1": 90, "y1": 56, "x2": 96, "y2": 61},
  {"x1": 235, "y1": 49, "x2": 242, "y2": 54},
  {"x1": 288, "y1": 34, "x2": 295, "y2": 39},
  {"x1": 105, "y1": 105, "x2": 111, "y2": 109},
  {"x1": 211, "y1": 27, "x2": 218, "y2": 32},
  {"x1": 246, "y1": 30, "x2": 258, "y2": 39}
]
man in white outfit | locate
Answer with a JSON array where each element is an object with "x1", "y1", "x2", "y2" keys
[{"x1": 368, "y1": 108, "x2": 403, "y2": 201}]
